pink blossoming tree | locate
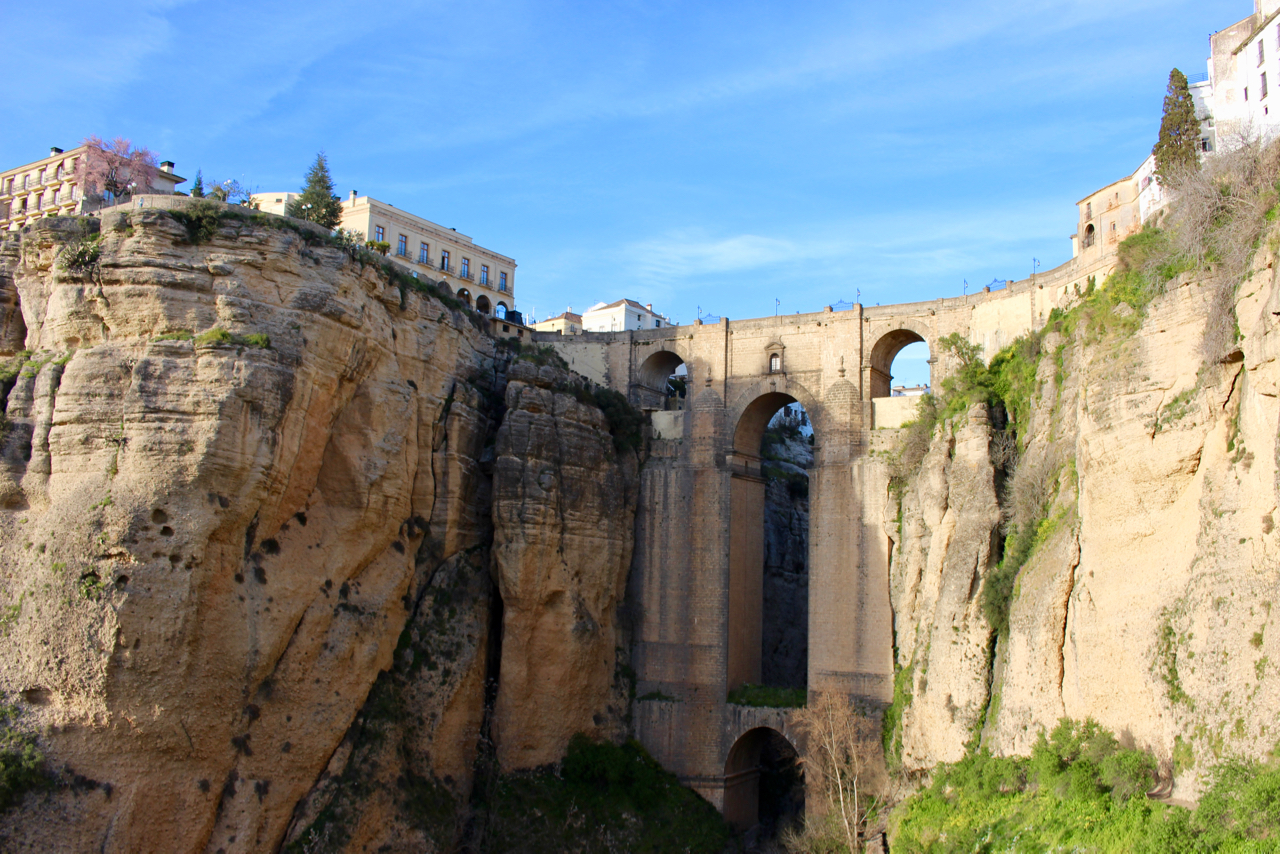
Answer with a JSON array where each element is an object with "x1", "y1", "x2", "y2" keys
[{"x1": 74, "y1": 136, "x2": 159, "y2": 208}]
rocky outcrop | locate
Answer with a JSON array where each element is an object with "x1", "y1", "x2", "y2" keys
[
  {"x1": 491, "y1": 362, "x2": 639, "y2": 769},
  {"x1": 0, "y1": 208, "x2": 642, "y2": 853},
  {"x1": 889, "y1": 404, "x2": 1001, "y2": 767},
  {"x1": 885, "y1": 236, "x2": 1280, "y2": 793}
]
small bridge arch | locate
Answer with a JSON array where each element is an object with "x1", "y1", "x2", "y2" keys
[
  {"x1": 866, "y1": 320, "x2": 935, "y2": 400},
  {"x1": 723, "y1": 724, "x2": 804, "y2": 832}
]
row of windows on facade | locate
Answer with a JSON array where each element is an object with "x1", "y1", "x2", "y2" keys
[
  {"x1": 2, "y1": 159, "x2": 77, "y2": 196},
  {"x1": 1, "y1": 187, "x2": 78, "y2": 219},
  {"x1": 373, "y1": 226, "x2": 508, "y2": 291}
]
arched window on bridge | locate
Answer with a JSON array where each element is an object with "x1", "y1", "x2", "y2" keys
[
  {"x1": 728, "y1": 394, "x2": 813, "y2": 699},
  {"x1": 868, "y1": 330, "x2": 931, "y2": 428},
  {"x1": 635, "y1": 350, "x2": 687, "y2": 412}
]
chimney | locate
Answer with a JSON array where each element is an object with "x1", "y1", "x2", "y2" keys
[
  {"x1": 159, "y1": 161, "x2": 174, "y2": 173},
  {"x1": 349, "y1": 190, "x2": 357, "y2": 202},
  {"x1": 50, "y1": 147, "x2": 64, "y2": 156},
  {"x1": 646, "y1": 303, "x2": 652, "y2": 311}
]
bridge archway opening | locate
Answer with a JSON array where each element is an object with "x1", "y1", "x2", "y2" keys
[
  {"x1": 636, "y1": 350, "x2": 688, "y2": 411},
  {"x1": 723, "y1": 727, "x2": 804, "y2": 835},
  {"x1": 729, "y1": 393, "x2": 812, "y2": 695},
  {"x1": 869, "y1": 329, "x2": 930, "y2": 399}
]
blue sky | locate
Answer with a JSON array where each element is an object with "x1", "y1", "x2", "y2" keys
[{"x1": 8, "y1": 1, "x2": 1244, "y2": 384}]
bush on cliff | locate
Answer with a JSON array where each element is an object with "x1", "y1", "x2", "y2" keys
[
  {"x1": 891, "y1": 717, "x2": 1280, "y2": 853},
  {"x1": 477, "y1": 735, "x2": 729, "y2": 854},
  {"x1": 0, "y1": 703, "x2": 45, "y2": 812}
]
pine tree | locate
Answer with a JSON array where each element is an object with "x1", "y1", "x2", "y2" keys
[
  {"x1": 286, "y1": 153, "x2": 343, "y2": 229},
  {"x1": 191, "y1": 170, "x2": 205, "y2": 198},
  {"x1": 1152, "y1": 68, "x2": 1201, "y2": 187}
]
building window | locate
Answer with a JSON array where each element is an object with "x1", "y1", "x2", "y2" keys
[
  {"x1": 22, "y1": 175, "x2": 29, "y2": 190},
  {"x1": 769, "y1": 353, "x2": 781, "y2": 373},
  {"x1": 51, "y1": 189, "x2": 59, "y2": 205},
  {"x1": 1202, "y1": 137, "x2": 1213, "y2": 152},
  {"x1": 1085, "y1": 202, "x2": 1092, "y2": 219},
  {"x1": 480, "y1": 264, "x2": 489, "y2": 284},
  {"x1": 1245, "y1": 86, "x2": 1250, "y2": 101},
  {"x1": 34, "y1": 193, "x2": 42, "y2": 209},
  {"x1": 1260, "y1": 40, "x2": 1266, "y2": 66},
  {"x1": 461, "y1": 257, "x2": 470, "y2": 277},
  {"x1": 655, "y1": 320, "x2": 661, "y2": 328},
  {"x1": 441, "y1": 250, "x2": 450, "y2": 272},
  {"x1": 397, "y1": 234, "x2": 408, "y2": 256},
  {"x1": 374, "y1": 225, "x2": 385, "y2": 242},
  {"x1": 499, "y1": 272, "x2": 508, "y2": 292},
  {"x1": 419, "y1": 242, "x2": 429, "y2": 264},
  {"x1": 1263, "y1": 72, "x2": 1269, "y2": 99},
  {"x1": 36, "y1": 169, "x2": 44, "y2": 184}
]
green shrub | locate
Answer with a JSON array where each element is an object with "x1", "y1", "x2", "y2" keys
[
  {"x1": 168, "y1": 200, "x2": 230, "y2": 244},
  {"x1": 885, "y1": 719, "x2": 1280, "y2": 854},
  {"x1": 0, "y1": 704, "x2": 45, "y2": 812},
  {"x1": 478, "y1": 735, "x2": 728, "y2": 854}
]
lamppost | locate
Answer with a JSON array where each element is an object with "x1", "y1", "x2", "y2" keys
[{"x1": 301, "y1": 203, "x2": 313, "y2": 221}]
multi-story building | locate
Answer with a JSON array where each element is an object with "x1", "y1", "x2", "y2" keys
[
  {"x1": 1207, "y1": 0, "x2": 1280, "y2": 148},
  {"x1": 531, "y1": 311, "x2": 583, "y2": 335},
  {"x1": 253, "y1": 191, "x2": 517, "y2": 317},
  {"x1": 1, "y1": 145, "x2": 185, "y2": 231},
  {"x1": 581, "y1": 300, "x2": 672, "y2": 332}
]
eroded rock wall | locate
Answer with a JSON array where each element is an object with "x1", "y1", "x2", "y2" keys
[
  {"x1": 0, "y1": 211, "x2": 640, "y2": 854},
  {"x1": 886, "y1": 239, "x2": 1280, "y2": 791}
]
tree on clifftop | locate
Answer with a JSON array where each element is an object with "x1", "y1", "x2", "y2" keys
[
  {"x1": 1153, "y1": 68, "x2": 1201, "y2": 187},
  {"x1": 74, "y1": 136, "x2": 159, "y2": 208},
  {"x1": 285, "y1": 153, "x2": 343, "y2": 229}
]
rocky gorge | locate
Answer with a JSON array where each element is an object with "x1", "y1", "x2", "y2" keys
[{"x1": 0, "y1": 177, "x2": 1276, "y2": 852}]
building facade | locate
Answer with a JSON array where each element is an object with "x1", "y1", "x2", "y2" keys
[
  {"x1": 531, "y1": 311, "x2": 583, "y2": 335},
  {"x1": 581, "y1": 299, "x2": 672, "y2": 332},
  {"x1": 253, "y1": 191, "x2": 518, "y2": 317},
  {"x1": 343, "y1": 194, "x2": 516, "y2": 317},
  {"x1": 1, "y1": 145, "x2": 185, "y2": 231}
]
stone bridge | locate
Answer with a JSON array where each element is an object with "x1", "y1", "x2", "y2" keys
[{"x1": 534, "y1": 280, "x2": 1067, "y2": 826}]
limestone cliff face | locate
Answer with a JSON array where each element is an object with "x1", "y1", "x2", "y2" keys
[
  {"x1": 0, "y1": 210, "x2": 639, "y2": 853},
  {"x1": 886, "y1": 240, "x2": 1280, "y2": 792},
  {"x1": 889, "y1": 405, "x2": 1001, "y2": 768},
  {"x1": 491, "y1": 362, "x2": 638, "y2": 770}
]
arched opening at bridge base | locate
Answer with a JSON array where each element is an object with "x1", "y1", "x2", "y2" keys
[
  {"x1": 729, "y1": 394, "x2": 811, "y2": 695},
  {"x1": 723, "y1": 727, "x2": 804, "y2": 836}
]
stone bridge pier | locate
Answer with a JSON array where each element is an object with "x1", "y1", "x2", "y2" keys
[{"x1": 534, "y1": 285, "x2": 1058, "y2": 823}]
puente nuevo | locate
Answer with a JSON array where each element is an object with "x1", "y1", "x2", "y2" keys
[{"x1": 533, "y1": 274, "x2": 1079, "y2": 825}]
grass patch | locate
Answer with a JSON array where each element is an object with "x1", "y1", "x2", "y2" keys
[
  {"x1": 726, "y1": 683, "x2": 806, "y2": 708},
  {"x1": 194, "y1": 328, "x2": 271, "y2": 349},
  {"x1": 883, "y1": 664, "x2": 914, "y2": 768}
]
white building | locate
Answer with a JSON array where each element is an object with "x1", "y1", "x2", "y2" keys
[
  {"x1": 581, "y1": 299, "x2": 672, "y2": 332},
  {"x1": 1206, "y1": 0, "x2": 1280, "y2": 150}
]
